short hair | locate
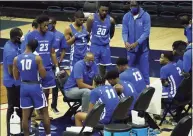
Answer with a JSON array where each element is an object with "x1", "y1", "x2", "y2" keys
[
  {"x1": 10, "y1": 28, "x2": 22, "y2": 39},
  {"x1": 32, "y1": 19, "x2": 38, "y2": 29},
  {"x1": 94, "y1": 75, "x2": 105, "y2": 86},
  {"x1": 172, "y1": 40, "x2": 187, "y2": 50},
  {"x1": 74, "y1": 10, "x2": 85, "y2": 18},
  {"x1": 36, "y1": 15, "x2": 49, "y2": 24},
  {"x1": 98, "y1": 1, "x2": 110, "y2": 8},
  {"x1": 27, "y1": 39, "x2": 38, "y2": 50},
  {"x1": 105, "y1": 70, "x2": 119, "y2": 80},
  {"x1": 49, "y1": 17, "x2": 57, "y2": 24},
  {"x1": 162, "y1": 52, "x2": 174, "y2": 62},
  {"x1": 116, "y1": 58, "x2": 128, "y2": 66}
]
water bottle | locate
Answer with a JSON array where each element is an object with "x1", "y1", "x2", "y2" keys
[{"x1": 10, "y1": 107, "x2": 21, "y2": 135}]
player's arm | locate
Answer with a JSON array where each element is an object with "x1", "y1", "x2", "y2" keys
[
  {"x1": 88, "y1": 90, "x2": 98, "y2": 113},
  {"x1": 36, "y1": 55, "x2": 46, "y2": 78},
  {"x1": 110, "y1": 17, "x2": 115, "y2": 39},
  {"x1": 76, "y1": 79, "x2": 94, "y2": 89},
  {"x1": 122, "y1": 13, "x2": 129, "y2": 44},
  {"x1": 59, "y1": 36, "x2": 67, "y2": 63},
  {"x1": 160, "y1": 68, "x2": 169, "y2": 87},
  {"x1": 13, "y1": 57, "x2": 20, "y2": 80},
  {"x1": 64, "y1": 26, "x2": 75, "y2": 46},
  {"x1": 50, "y1": 48, "x2": 58, "y2": 67},
  {"x1": 86, "y1": 15, "x2": 94, "y2": 34}
]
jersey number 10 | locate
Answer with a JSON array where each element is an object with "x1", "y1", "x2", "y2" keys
[{"x1": 20, "y1": 59, "x2": 32, "y2": 71}]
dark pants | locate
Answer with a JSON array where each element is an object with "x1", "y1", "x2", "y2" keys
[
  {"x1": 6, "y1": 85, "x2": 22, "y2": 136},
  {"x1": 51, "y1": 84, "x2": 59, "y2": 109}
]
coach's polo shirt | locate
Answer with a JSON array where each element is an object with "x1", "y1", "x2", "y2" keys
[
  {"x1": 64, "y1": 60, "x2": 98, "y2": 90},
  {"x1": 3, "y1": 40, "x2": 21, "y2": 87},
  {"x1": 183, "y1": 44, "x2": 192, "y2": 73}
]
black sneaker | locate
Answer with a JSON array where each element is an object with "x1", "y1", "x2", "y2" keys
[{"x1": 51, "y1": 107, "x2": 60, "y2": 115}]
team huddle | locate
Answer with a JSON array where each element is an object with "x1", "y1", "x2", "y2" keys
[{"x1": 3, "y1": 1, "x2": 192, "y2": 136}]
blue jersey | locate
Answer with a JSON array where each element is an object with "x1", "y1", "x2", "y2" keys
[
  {"x1": 90, "y1": 13, "x2": 111, "y2": 46},
  {"x1": 118, "y1": 80, "x2": 138, "y2": 110},
  {"x1": 119, "y1": 68, "x2": 146, "y2": 94},
  {"x1": 90, "y1": 85, "x2": 119, "y2": 124},
  {"x1": 64, "y1": 60, "x2": 99, "y2": 90},
  {"x1": 70, "y1": 24, "x2": 89, "y2": 58},
  {"x1": 52, "y1": 30, "x2": 68, "y2": 60},
  {"x1": 183, "y1": 45, "x2": 192, "y2": 73},
  {"x1": 20, "y1": 30, "x2": 31, "y2": 53},
  {"x1": 184, "y1": 25, "x2": 192, "y2": 43},
  {"x1": 3, "y1": 40, "x2": 21, "y2": 87},
  {"x1": 26, "y1": 30, "x2": 56, "y2": 70},
  {"x1": 17, "y1": 53, "x2": 39, "y2": 81},
  {"x1": 160, "y1": 62, "x2": 184, "y2": 98}
]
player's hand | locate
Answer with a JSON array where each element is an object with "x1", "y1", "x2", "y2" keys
[
  {"x1": 114, "y1": 84, "x2": 123, "y2": 92},
  {"x1": 130, "y1": 42, "x2": 138, "y2": 49},
  {"x1": 55, "y1": 67, "x2": 60, "y2": 76},
  {"x1": 125, "y1": 42, "x2": 131, "y2": 51}
]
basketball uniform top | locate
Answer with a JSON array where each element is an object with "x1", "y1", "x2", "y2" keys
[
  {"x1": 26, "y1": 30, "x2": 56, "y2": 70},
  {"x1": 90, "y1": 85, "x2": 119, "y2": 123},
  {"x1": 70, "y1": 24, "x2": 89, "y2": 58},
  {"x1": 17, "y1": 53, "x2": 39, "y2": 82},
  {"x1": 90, "y1": 13, "x2": 111, "y2": 46},
  {"x1": 119, "y1": 67, "x2": 146, "y2": 94}
]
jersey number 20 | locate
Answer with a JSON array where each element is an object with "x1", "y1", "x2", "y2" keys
[
  {"x1": 97, "y1": 28, "x2": 106, "y2": 36},
  {"x1": 20, "y1": 59, "x2": 32, "y2": 71}
]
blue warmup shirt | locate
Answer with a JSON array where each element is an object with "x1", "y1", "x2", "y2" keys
[
  {"x1": 70, "y1": 24, "x2": 89, "y2": 58},
  {"x1": 90, "y1": 13, "x2": 111, "y2": 46},
  {"x1": 184, "y1": 25, "x2": 192, "y2": 43},
  {"x1": 183, "y1": 45, "x2": 192, "y2": 73},
  {"x1": 3, "y1": 40, "x2": 21, "y2": 87},
  {"x1": 160, "y1": 62, "x2": 184, "y2": 98},
  {"x1": 20, "y1": 30, "x2": 31, "y2": 53},
  {"x1": 17, "y1": 53, "x2": 39, "y2": 81},
  {"x1": 90, "y1": 85, "x2": 119, "y2": 124},
  {"x1": 64, "y1": 60, "x2": 99, "y2": 90},
  {"x1": 52, "y1": 30, "x2": 68, "y2": 60},
  {"x1": 26, "y1": 30, "x2": 56, "y2": 70},
  {"x1": 122, "y1": 8, "x2": 150, "y2": 52},
  {"x1": 119, "y1": 67, "x2": 146, "y2": 94}
]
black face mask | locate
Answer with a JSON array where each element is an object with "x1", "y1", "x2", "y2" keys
[{"x1": 15, "y1": 36, "x2": 22, "y2": 44}]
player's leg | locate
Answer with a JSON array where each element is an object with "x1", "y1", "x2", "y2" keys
[
  {"x1": 38, "y1": 107, "x2": 50, "y2": 135},
  {"x1": 75, "y1": 112, "x2": 87, "y2": 126},
  {"x1": 138, "y1": 51, "x2": 150, "y2": 85},
  {"x1": 22, "y1": 108, "x2": 33, "y2": 136},
  {"x1": 65, "y1": 87, "x2": 91, "y2": 112},
  {"x1": 127, "y1": 51, "x2": 137, "y2": 67},
  {"x1": 100, "y1": 45, "x2": 112, "y2": 76}
]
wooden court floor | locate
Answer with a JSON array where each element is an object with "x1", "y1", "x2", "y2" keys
[{"x1": 0, "y1": 17, "x2": 187, "y2": 136}]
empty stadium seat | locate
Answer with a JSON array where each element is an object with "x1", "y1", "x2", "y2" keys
[
  {"x1": 63, "y1": 7, "x2": 77, "y2": 22},
  {"x1": 178, "y1": 2, "x2": 192, "y2": 13},
  {"x1": 83, "y1": 1, "x2": 97, "y2": 13},
  {"x1": 109, "y1": 2, "x2": 124, "y2": 11},
  {"x1": 110, "y1": 10, "x2": 125, "y2": 24},
  {"x1": 159, "y1": 1, "x2": 178, "y2": 13},
  {"x1": 141, "y1": 1, "x2": 159, "y2": 12},
  {"x1": 47, "y1": 6, "x2": 61, "y2": 11},
  {"x1": 158, "y1": 11, "x2": 177, "y2": 28}
]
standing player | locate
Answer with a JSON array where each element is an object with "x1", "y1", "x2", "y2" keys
[
  {"x1": 86, "y1": 1, "x2": 115, "y2": 76},
  {"x1": 75, "y1": 75, "x2": 119, "y2": 126},
  {"x1": 116, "y1": 58, "x2": 146, "y2": 94},
  {"x1": 64, "y1": 10, "x2": 89, "y2": 71},
  {"x1": 48, "y1": 17, "x2": 67, "y2": 114},
  {"x1": 122, "y1": 1, "x2": 151, "y2": 86},
  {"x1": 13, "y1": 39, "x2": 51, "y2": 136}
]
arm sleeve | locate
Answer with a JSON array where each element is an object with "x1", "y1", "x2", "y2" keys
[
  {"x1": 122, "y1": 13, "x2": 129, "y2": 43},
  {"x1": 136, "y1": 13, "x2": 151, "y2": 45},
  {"x1": 6, "y1": 52, "x2": 17, "y2": 65},
  {"x1": 74, "y1": 63, "x2": 84, "y2": 79},
  {"x1": 183, "y1": 52, "x2": 191, "y2": 73},
  {"x1": 90, "y1": 90, "x2": 99, "y2": 104}
]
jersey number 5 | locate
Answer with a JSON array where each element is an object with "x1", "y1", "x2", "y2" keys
[
  {"x1": 40, "y1": 43, "x2": 48, "y2": 52},
  {"x1": 133, "y1": 71, "x2": 142, "y2": 81},
  {"x1": 20, "y1": 59, "x2": 32, "y2": 71},
  {"x1": 97, "y1": 28, "x2": 106, "y2": 36}
]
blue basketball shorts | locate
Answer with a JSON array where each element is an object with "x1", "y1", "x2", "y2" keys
[
  {"x1": 41, "y1": 69, "x2": 56, "y2": 89},
  {"x1": 90, "y1": 44, "x2": 111, "y2": 66},
  {"x1": 20, "y1": 83, "x2": 48, "y2": 109}
]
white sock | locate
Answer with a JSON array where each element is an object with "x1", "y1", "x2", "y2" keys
[{"x1": 46, "y1": 134, "x2": 51, "y2": 136}]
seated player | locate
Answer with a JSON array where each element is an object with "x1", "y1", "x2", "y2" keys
[
  {"x1": 172, "y1": 40, "x2": 187, "y2": 62},
  {"x1": 183, "y1": 43, "x2": 192, "y2": 75},
  {"x1": 63, "y1": 52, "x2": 98, "y2": 112},
  {"x1": 105, "y1": 70, "x2": 138, "y2": 111},
  {"x1": 116, "y1": 58, "x2": 146, "y2": 94},
  {"x1": 13, "y1": 39, "x2": 51, "y2": 136},
  {"x1": 159, "y1": 52, "x2": 184, "y2": 99},
  {"x1": 75, "y1": 75, "x2": 119, "y2": 126}
]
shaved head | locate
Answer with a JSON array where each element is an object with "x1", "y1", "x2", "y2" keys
[{"x1": 85, "y1": 52, "x2": 94, "y2": 60}]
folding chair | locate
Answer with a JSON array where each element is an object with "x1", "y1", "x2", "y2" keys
[
  {"x1": 171, "y1": 115, "x2": 192, "y2": 136},
  {"x1": 63, "y1": 103, "x2": 105, "y2": 136},
  {"x1": 57, "y1": 70, "x2": 81, "y2": 117},
  {"x1": 159, "y1": 78, "x2": 192, "y2": 126}
]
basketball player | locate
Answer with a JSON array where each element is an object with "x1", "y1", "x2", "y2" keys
[
  {"x1": 183, "y1": 43, "x2": 192, "y2": 74},
  {"x1": 122, "y1": 1, "x2": 151, "y2": 86},
  {"x1": 172, "y1": 40, "x2": 187, "y2": 62},
  {"x1": 180, "y1": 15, "x2": 192, "y2": 43},
  {"x1": 48, "y1": 17, "x2": 67, "y2": 114},
  {"x1": 64, "y1": 10, "x2": 89, "y2": 71},
  {"x1": 105, "y1": 70, "x2": 138, "y2": 111},
  {"x1": 116, "y1": 58, "x2": 146, "y2": 94},
  {"x1": 13, "y1": 39, "x2": 51, "y2": 136},
  {"x1": 75, "y1": 75, "x2": 119, "y2": 126},
  {"x1": 159, "y1": 52, "x2": 183, "y2": 99},
  {"x1": 21, "y1": 20, "x2": 38, "y2": 53},
  {"x1": 86, "y1": 1, "x2": 115, "y2": 76},
  {"x1": 3, "y1": 28, "x2": 23, "y2": 136}
]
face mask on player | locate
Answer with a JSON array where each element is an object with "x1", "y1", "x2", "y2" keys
[
  {"x1": 85, "y1": 61, "x2": 93, "y2": 67},
  {"x1": 15, "y1": 36, "x2": 22, "y2": 44},
  {"x1": 48, "y1": 24, "x2": 54, "y2": 31},
  {"x1": 131, "y1": 7, "x2": 139, "y2": 15}
]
